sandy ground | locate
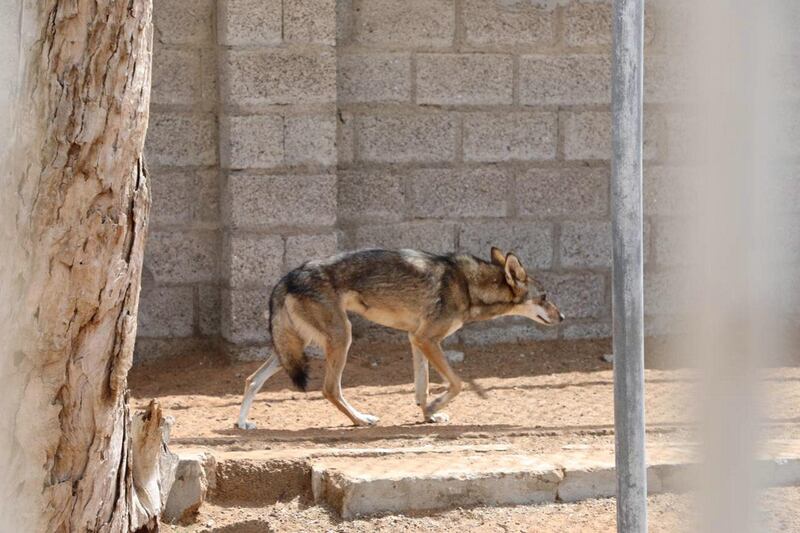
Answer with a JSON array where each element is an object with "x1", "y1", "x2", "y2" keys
[
  {"x1": 130, "y1": 339, "x2": 800, "y2": 531},
  {"x1": 164, "y1": 488, "x2": 800, "y2": 533},
  {"x1": 130, "y1": 339, "x2": 800, "y2": 451}
]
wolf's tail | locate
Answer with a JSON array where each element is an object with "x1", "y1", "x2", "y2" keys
[{"x1": 267, "y1": 279, "x2": 309, "y2": 391}]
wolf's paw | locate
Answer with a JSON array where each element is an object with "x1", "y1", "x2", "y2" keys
[
  {"x1": 425, "y1": 412, "x2": 450, "y2": 424},
  {"x1": 236, "y1": 420, "x2": 257, "y2": 430},
  {"x1": 355, "y1": 414, "x2": 380, "y2": 427}
]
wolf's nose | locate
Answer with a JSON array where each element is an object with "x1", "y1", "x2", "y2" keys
[{"x1": 559, "y1": 313, "x2": 565, "y2": 322}]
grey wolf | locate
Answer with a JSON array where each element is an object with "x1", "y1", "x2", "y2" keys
[{"x1": 236, "y1": 247, "x2": 564, "y2": 429}]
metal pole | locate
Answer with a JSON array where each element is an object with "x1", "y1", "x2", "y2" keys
[{"x1": 611, "y1": 0, "x2": 646, "y2": 531}]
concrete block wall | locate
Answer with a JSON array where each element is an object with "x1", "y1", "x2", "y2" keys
[
  {"x1": 139, "y1": 0, "x2": 220, "y2": 359},
  {"x1": 217, "y1": 0, "x2": 339, "y2": 360},
  {"x1": 138, "y1": 0, "x2": 697, "y2": 360},
  {"x1": 336, "y1": 0, "x2": 675, "y2": 345}
]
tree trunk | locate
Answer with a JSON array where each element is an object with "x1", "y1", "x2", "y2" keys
[{"x1": 0, "y1": 1, "x2": 171, "y2": 531}]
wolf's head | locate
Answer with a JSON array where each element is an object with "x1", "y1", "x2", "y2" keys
[{"x1": 490, "y1": 247, "x2": 565, "y2": 326}]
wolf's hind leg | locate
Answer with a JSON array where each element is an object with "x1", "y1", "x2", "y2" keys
[
  {"x1": 321, "y1": 313, "x2": 379, "y2": 427},
  {"x1": 410, "y1": 334, "x2": 429, "y2": 407},
  {"x1": 236, "y1": 353, "x2": 282, "y2": 430},
  {"x1": 410, "y1": 335, "x2": 462, "y2": 423}
]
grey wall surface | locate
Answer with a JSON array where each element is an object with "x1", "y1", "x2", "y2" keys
[{"x1": 137, "y1": 0, "x2": 694, "y2": 360}]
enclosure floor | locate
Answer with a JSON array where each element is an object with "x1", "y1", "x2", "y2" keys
[
  {"x1": 131, "y1": 339, "x2": 800, "y2": 531},
  {"x1": 130, "y1": 339, "x2": 800, "y2": 452},
  {"x1": 162, "y1": 488, "x2": 800, "y2": 533}
]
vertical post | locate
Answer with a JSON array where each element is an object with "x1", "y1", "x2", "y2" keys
[{"x1": 611, "y1": 0, "x2": 646, "y2": 532}]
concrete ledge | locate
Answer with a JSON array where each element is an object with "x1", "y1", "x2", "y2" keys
[
  {"x1": 168, "y1": 440, "x2": 800, "y2": 521},
  {"x1": 312, "y1": 454, "x2": 563, "y2": 519}
]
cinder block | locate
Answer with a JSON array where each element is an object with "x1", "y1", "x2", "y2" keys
[
  {"x1": 337, "y1": 170, "x2": 405, "y2": 222},
  {"x1": 517, "y1": 167, "x2": 609, "y2": 218},
  {"x1": 520, "y1": 55, "x2": 611, "y2": 105},
  {"x1": 408, "y1": 168, "x2": 509, "y2": 219},
  {"x1": 144, "y1": 230, "x2": 219, "y2": 284},
  {"x1": 221, "y1": 289, "x2": 270, "y2": 344},
  {"x1": 284, "y1": 114, "x2": 337, "y2": 166},
  {"x1": 196, "y1": 169, "x2": 220, "y2": 223},
  {"x1": 148, "y1": 167, "x2": 218, "y2": 226},
  {"x1": 154, "y1": 0, "x2": 214, "y2": 45},
  {"x1": 150, "y1": 168, "x2": 218, "y2": 225},
  {"x1": 353, "y1": 222, "x2": 456, "y2": 254},
  {"x1": 337, "y1": 111, "x2": 355, "y2": 166},
  {"x1": 357, "y1": 113, "x2": 457, "y2": 163},
  {"x1": 220, "y1": 115, "x2": 283, "y2": 170},
  {"x1": 416, "y1": 54, "x2": 513, "y2": 105},
  {"x1": 151, "y1": 47, "x2": 201, "y2": 106},
  {"x1": 537, "y1": 272, "x2": 607, "y2": 319},
  {"x1": 337, "y1": 53, "x2": 411, "y2": 104},
  {"x1": 563, "y1": 0, "x2": 655, "y2": 48},
  {"x1": 336, "y1": 0, "x2": 355, "y2": 45},
  {"x1": 355, "y1": 0, "x2": 455, "y2": 48},
  {"x1": 217, "y1": 0, "x2": 282, "y2": 46},
  {"x1": 220, "y1": 49, "x2": 336, "y2": 105},
  {"x1": 560, "y1": 221, "x2": 611, "y2": 268},
  {"x1": 133, "y1": 338, "x2": 216, "y2": 361},
  {"x1": 285, "y1": 233, "x2": 339, "y2": 268},
  {"x1": 222, "y1": 234, "x2": 284, "y2": 288},
  {"x1": 562, "y1": 321, "x2": 612, "y2": 340},
  {"x1": 463, "y1": 112, "x2": 557, "y2": 162},
  {"x1": 197, "y1": 285, "x2": 221, "y2": 336},
  {"x1": 560, "y1": 221, "x2": 651, "y2": 268},
  {"x1": 145, "y1": 113, "x2": 216, "y2": 167},
  {"x1": 226, "y1": 174, "x2": 336, "y2": 229},
  {"x1": 149, "y1": 169, "x2": 194, "y2": 226},
  {"x1": 137, "y1": 286, "x2": 195, "y2": 338},
  {"x1": 285, "y1": 0, "x2": 336, "y2": 45},
  {"x1": 563, "y1": 0, "x2": 611, "y2": 48},
  {"x1": 563, "y1": 111, "x2": 659, "y2": 160},
  {"x1": 459, "y1": 221, "x2": 554, "y2": 270},
  {"x1": 462, "y1": 0, "x2": 555, "y2": 46}
]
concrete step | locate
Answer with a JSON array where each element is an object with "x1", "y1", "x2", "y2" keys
[
  {"x1": 310, "y1": 441, "x2": 800, "y2": 518},
  {"x1": 165, "y1": 440, "x2": 800, "y2": 521}
]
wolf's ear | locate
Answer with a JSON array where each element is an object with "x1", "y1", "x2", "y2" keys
[
  {"x1": 490, "y1": 247, "x2": 506, "y2": 266},
  {"x1": 504, "y1": 253, "x2": 527, "y2": 290}
]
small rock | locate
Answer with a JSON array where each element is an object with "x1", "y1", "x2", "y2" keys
[
  {"x1": 163, "y1": 452, "x2": 215, "y2": 524},
  {"x1": 370, "y1": 360, "x2": 379, "y2": 368},
  {"x1": 445, "y1": 350, "x2": 465, "y2": 364},
  {"x1": 602, "y1": 353, "x2": 614, "y2": 363}
]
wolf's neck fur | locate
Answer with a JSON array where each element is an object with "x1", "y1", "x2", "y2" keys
[{"x1": 455, "y1": 257, "x2": 518, "y2": 322}]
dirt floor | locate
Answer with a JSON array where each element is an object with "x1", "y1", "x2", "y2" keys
[
  {"x1": 130, "y1": 339, "x2": 800, "y2": 450},
  {"x1": 161, "y1": 488, "x2": 800, "y2": 533},
  {"x1": 129, "y1": 338, "x2": 800, "y2": 531}
]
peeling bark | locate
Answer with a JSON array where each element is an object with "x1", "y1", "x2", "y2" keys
[{"x1": 3, "y1": 1, "x2": 162, "y2": 531}]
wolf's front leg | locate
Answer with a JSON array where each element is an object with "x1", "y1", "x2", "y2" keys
[{"x1": 409, "y1": 336, "x2": 462, "y2": 423}]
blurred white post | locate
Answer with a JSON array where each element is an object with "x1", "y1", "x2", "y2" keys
[{"x1": 611, "y1": 0, "x2": 646, "y2": 531}]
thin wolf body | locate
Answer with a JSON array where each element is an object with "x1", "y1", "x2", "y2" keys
[{"x1": 236, "y1": 247, "x2": 564, "y2": 429}]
